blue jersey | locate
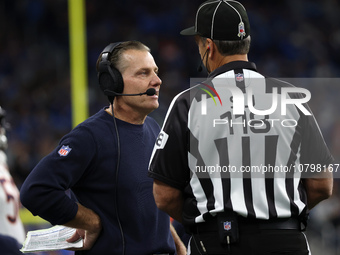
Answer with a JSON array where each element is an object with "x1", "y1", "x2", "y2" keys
[{"x1": 20, "y1": 108, "x2": 175, "y2": 255}]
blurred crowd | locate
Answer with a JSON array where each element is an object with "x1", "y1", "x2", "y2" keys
[{"x1": 0, "y1": 0, "x2": 340, "y2": 254}]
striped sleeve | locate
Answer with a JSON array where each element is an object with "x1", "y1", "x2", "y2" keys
[{"x1": 148, "y1": 90, "x2": 191, "y2": 190}]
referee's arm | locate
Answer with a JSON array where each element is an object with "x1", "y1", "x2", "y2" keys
[
  {"x1": 153, "y1": 179, "x2": 184, "y2": 223},
  {"x1": 302, "y1": 168, "x2": 333, "y2": 210}
]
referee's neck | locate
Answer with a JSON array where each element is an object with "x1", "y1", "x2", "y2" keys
[{"x1": 213, "y1": 54, "x2": 248, "y2": 71}]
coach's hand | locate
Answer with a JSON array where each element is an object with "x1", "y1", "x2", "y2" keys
[
  {"x1": 67, "y1": 228, "x2": 101, "y2": 250},
  {"x1": 65, "y1": 203, "x2": 102, "y2": 250}
]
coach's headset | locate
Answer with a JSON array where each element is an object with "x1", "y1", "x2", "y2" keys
[
  {"x1": 97, "y1": 42, "x2": 126, "y2": 255},
  {"x1": 97, "y1": 42, "x2": 124, "y2": 99}
]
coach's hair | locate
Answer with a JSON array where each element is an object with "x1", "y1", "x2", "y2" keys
[
  {"x1": 201, "y1": 36, "x2": 251, "y2": 56},
  {"x1": 96, "y1": 41, "x2": 150, "y2": 74}
]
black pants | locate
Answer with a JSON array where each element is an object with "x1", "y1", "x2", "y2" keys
[{"x1": 189, "y1": 229, "x2": 310, "y2": 255}]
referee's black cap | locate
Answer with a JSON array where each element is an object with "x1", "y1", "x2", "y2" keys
[{"x1": 180, "y1": 0, "x2": 250, "y2": 41}]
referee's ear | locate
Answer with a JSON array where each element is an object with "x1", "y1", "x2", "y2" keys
[{"x1": 206, "y1": 38, "x2": 216, "y2": 60}]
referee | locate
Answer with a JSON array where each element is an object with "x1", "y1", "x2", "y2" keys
[{"x1": 148, "y1": 1, "x2": 333, "y2": 254}]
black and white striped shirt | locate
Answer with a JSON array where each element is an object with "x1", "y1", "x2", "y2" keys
[{"x1": 148, "y1": 61, "x2": 333, "y2": 226}]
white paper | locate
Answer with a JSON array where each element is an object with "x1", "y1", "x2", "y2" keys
[{"x1": 20, "y1": 225, "x2": 83, "y2": 253}]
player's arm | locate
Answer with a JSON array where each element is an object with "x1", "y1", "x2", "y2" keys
[
  {"x1": 153, "y1": 179, "x2": 184, "y2": 222},
  {"x1": 302, "y1": 168, "x2": 333, "y2": 210},
  {"x1": 65, "y1": 203, "x2": 102, "y2": 250}
]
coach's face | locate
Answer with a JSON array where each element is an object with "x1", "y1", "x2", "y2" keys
[{"x1": 119, "y1": 49, "x2": 161, "y2": 115}]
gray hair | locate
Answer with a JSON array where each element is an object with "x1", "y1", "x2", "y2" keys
[
  {"x1": 97, "y1": 41, "x2": 150, "y2": 74},
  {"x1": 201, "y1": 36, "x2": 251, "y2": 56}
]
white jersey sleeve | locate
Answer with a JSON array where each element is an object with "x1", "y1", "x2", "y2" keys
[{"x1": 0, "y1": 151, "x2": 25, "y2": 244}]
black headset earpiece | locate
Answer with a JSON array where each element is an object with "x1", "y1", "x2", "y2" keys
[{"x1": 97, "y1": 42, "x2": 124, "y2": 96}]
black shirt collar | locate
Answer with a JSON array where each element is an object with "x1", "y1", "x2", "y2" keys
[{"x1": 208, "y1": 61, "x2": 257, "y2": 78}]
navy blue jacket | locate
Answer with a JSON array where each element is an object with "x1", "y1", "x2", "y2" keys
[{"x1": 20, "y1": 108, "x2": 175, "y2": 255}]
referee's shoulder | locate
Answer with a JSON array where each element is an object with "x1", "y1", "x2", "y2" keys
[
  {"x1": 264, "y1": 76, "x2": 298, "y2": 89},
  {"x1": 169, "y1": 86, "x2": 193, "y2": 109}
]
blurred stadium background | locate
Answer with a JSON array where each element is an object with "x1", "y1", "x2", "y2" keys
[{"x1": 1, "y1": 0, "x2": 340, "y2": 254}]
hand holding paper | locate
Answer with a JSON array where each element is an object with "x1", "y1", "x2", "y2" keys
[{"x1": 21, "y1": 226, "x2": 83, "y2": 253}]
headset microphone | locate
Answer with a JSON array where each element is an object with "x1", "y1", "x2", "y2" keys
[{"x1": 104, "y1": 88, "x2": 156, "y2": 97}]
